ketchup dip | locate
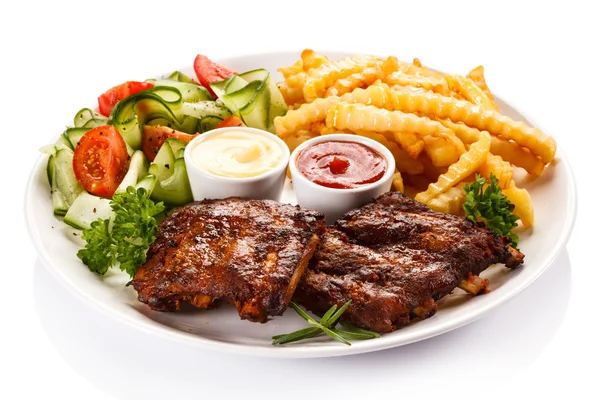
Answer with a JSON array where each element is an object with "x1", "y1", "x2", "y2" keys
[{"x1": 295, "y1": 140, "x2": 388, "y2": 189}]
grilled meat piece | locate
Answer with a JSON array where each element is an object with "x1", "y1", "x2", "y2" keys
[
  {"x1": 294, "y1": 192, "x2": 524, "y2": 333},
  {"x1": 130, "y1": 198, "x2": 325, "y2": 323}
]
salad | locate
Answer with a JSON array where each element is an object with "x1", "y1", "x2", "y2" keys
[{"x1": 41, "y1": 54, "x2": 288, "y2": 276}]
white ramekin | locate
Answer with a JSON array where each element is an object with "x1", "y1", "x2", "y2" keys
[
  {"x1": 289, "y1": 133, "x2": 395, "y2": 223},
  {"x1": 183, "y1": 126, "x2": 290, "y2": 201}
]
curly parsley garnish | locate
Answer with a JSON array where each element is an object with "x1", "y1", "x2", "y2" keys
[
  {"x1": 463, "y1": 173, "x2": 520, "y2": 247},
  {"x1": 77, "y1": 186, "x2": 165, "y2": 277}
]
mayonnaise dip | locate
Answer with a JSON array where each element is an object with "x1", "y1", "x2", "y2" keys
[{"x1": 190, "y1": 130, "x2": 285, "y2": 178}]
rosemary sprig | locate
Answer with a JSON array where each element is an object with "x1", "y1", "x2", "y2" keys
[{"x1": 272, "y1": 300, "x2": 380, "y2": 345}]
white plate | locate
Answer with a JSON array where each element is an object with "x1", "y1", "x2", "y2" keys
[{"x1": 25, "y1": 52, "x2": 577, "y2": 358}]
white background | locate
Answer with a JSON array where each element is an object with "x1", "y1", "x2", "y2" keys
[{"x1": 1, "y1": 0, "x2": 598, "y2": 398}]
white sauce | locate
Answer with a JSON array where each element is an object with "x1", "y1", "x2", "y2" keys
[{"x1": 191, "y1": 130, "x2": 284, "y2": 178}]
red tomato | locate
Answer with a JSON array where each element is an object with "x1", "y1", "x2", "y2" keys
[
  {"x1": 215, "y1": 116, "x2": 245, "y2": 129},
  {"x1": 193, "y1": 54, "x2": 236, "y2": 98},
  {"x1": 142, "y1": 125, "x2": 199, "y2": 161},
  {"x1": 97, "y1": 81, "x2": 154, "y2": 117},
  {"x1": 73, "y1": 125, "x2": 129, "y2": 197}
]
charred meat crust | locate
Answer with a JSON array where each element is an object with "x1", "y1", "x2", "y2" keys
[
  {"x1": 294, "y1": 192, "x2": 524, "y2": 333},
  {"x1": 130, "y1": 198, "x2": 325, "y2": 323}
]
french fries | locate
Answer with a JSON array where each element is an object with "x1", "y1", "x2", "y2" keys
[{"x1": 275, "y1": 50, "x2": 557, "y2": 232}]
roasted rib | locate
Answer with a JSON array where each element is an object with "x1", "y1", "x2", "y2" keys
[
  {"x1": 294, "y1": 192, "x2": 524, "y2": 333},
  {"x1": 130, "y1": 198, "x2": 325, "y2": 323}
]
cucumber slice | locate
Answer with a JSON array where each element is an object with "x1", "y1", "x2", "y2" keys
[
  {"x1": 209, "y1": 77, "x2": 230, "y2": 99},
  {"x1": 265, "y1": 74, "x2": 288, "y2": 129},
  {"x1": 135, "y1": 175, "x2": 157, "y2": 193},
  {"x1": 150, "y1": 158, "x2": 192, "y2": 206},
  {"x1": 82, "y1": 118, "x2": 108, "y2": 128},
  {"x1": 209, "y1": 70, "x2": 287, "y2": 133},
  {"x1": 65, "y1": 127, "x2": 89, "y2": 148},
  {"x1": 238, "y1": 70, "x2": 287, "y2": 131},
  {"x1": 199, "y1": 116, "x2": 224, "y2": 132},
  {"x1": 55, "y1": 133, "x2": 74, "y2": 151},
  {"x1": 47, "y1": 154, "x2": 55, "y2": 186},
  {"x1": 108, "y1": 86, "x2": 184, "y2": 150},
  {"x1": 148, "y1": 142, "x2": 176, "y2": 182},
  {"x1": 224, "y1": 75, "x2": 250, "y2": 94},
  {"x1": 227, "y1": 80, "x2": 269, "y2": 130},
  {"x1": 74, "y1": 108, "x2": 104, "y2": 128},
  {"x1": 116, "y1": 150, "x2": 148, "y2": 193},
  {"x1": 146, "y1": 80, "x2": 212, "y2": 102},
  {"x1": 221, "y1": 80, "x2": 263, "y2": 116},
  {"x1": 238, "y1": 69, "x2": 269, "y2": 83},
  {"x1": 64, "y1": 192, "x2": 113, "y2": 230},
  {"x1": 167, "y1": 71, "x2": 196, "y2": 84},
  {"x1": 181, "y1": 100, "x2": 232, "y2": 120},
  {"x1": 52, "y1": 148, "x2": 84, "y2": 215},
  {"x1": 166, "y1": 138, "x2": 188, "y2": 157}
]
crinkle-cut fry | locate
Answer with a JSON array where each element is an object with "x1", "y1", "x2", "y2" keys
[
  {"x1": 300, "y1": 49, "x2": 330, "y2": 71},
  {"x1": 354, "y1": 130, "x2": 425, "y2": 175},
  {"x1": 401, "y1": 58, "x2": 445, "y2": 80},
  {"x1": 277, "y1": 80, "x2": 305, "y2": 107},
  {"x1": 388, "y1": 88, "x2": 556, "y2": 164},
  {"x1": 392, "y1": 170, "x2": 404, "y2": 193},
  {"x1": 325, "y1": 56, "x2": 399, "y2": 97},
  {"x1": 274, "y1": 96, "x2": 341, "y2": 138},
  {"x1": 415, "y1": 131, "x2": 491, "y2": 204},
  {"x1": 278, "y1": 50, "x2": 329, "y2": 79},
  {"x1": 478, "y1": 154, "x2": 514, "y2": 189},
  {"x1": 385, "y1": 71, "x2": 450, "y2": 96},
  {"x1": 422, "y1": 136, "x2": 461, "y2": 167},
  {"x1": 437, "y1": 119, "x2": 546, "y2": 176},
  {"x1": 467, "y1": 66, "x2": 496, "y2": 105},
  {"x1": 278, "y1": 60, "x2": 304, "y2": 79},
  {"x1": 437, "y1": 119, "x2": 480, "y2": 143},
  {"x1": 275, "y1": 84, "x2": 396, "y2": 138},
  {"x1": 445, "y1": 75, "x2": 498, "y2": 110},
  {"x1": 326, "y1": 102, "x2": 466, "y2": 156},
  {"x1": 283, "y1": 130, "x2": 318, "y2": 153},
  {"x1": 490, "y1": 137, "x2": 545, "y2": 176},
  {"x1": 278, "y1": 72, "x2": 308, "y2": 106},
  {"x1": 503, "y1": 181, "x2": 534, "y2": 228},
  {"x1": 392, "y1": 132, "x2": 425, "y2": 159},
  {"x1": 427, "y1": 183, "x2": 467, "y2": 215},
  {"x1": 303, "y1": 55, "x2": 380, "y2": 102}
]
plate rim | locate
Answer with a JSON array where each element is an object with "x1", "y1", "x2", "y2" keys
[{"x1": 24, "y1": 51, "x2": 578, "y2": 358}]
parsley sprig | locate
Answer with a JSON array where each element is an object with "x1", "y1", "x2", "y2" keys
[
  {"x1": 463, "y1": 173, "x2": 520, "y2": 247},
  {"x1": 77, "y1": 186, "x2": 165, "y2": 277},
  {"x1": 272, "y1": 301, "x2": 380, "y2": 345}
]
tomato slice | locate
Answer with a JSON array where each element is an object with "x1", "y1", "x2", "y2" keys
[
  {"x1": 142, "y1": 125, "x2": 199, "y2": 161},
  {"x1": 193, "y1": 54, "x2": 236, "y2": 98},
  {"x1": 73, "y1": 125, "x2": 129, "y2": 197},
  {"x1": 98, "y1": 81, "x2": 154, "y2": 117},
  {"x1": 215, "y1": 116, "x2": 245, "y2": 129}
]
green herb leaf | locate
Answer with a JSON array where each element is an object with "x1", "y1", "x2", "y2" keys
[
  {"x1": 272, "y1": 300, "x2": 380, "y2": 346},
  {"x1": 77, "y1": 186, "x2": 165, "y2": 278},
  {"x1": 272, "y1": 327, "x2": 322, "y2": 344},
  {"x1": 323, "y1": 300, "x2": 352, "y2": 327},
  {"x1": 463, "y1": 173, "x2": 520, "y2": 247},
  {"x1": 339, "y1": 321, "x2": 381, "y2": 338}
]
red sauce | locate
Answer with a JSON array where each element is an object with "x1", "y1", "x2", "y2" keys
[{"x1": 296, "y1": 141, "x2": 387, "y2": 189}]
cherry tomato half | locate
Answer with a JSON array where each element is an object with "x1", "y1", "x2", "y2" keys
[
  {"x1": 193, "y1": 54, "x2": 236, "y2": 98},
  {"x1": 142, "y1": 125, "x2": 199, "y2": 162},
  {"x1": 97, "y1": 81, "x2": 154, "y2": 117},
  {"x1": 73, "y1": 125, "x2": 129, "y2": 197},
  {"x1": 215, "y1": 116, "x2": 245, "y2": 129}
]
